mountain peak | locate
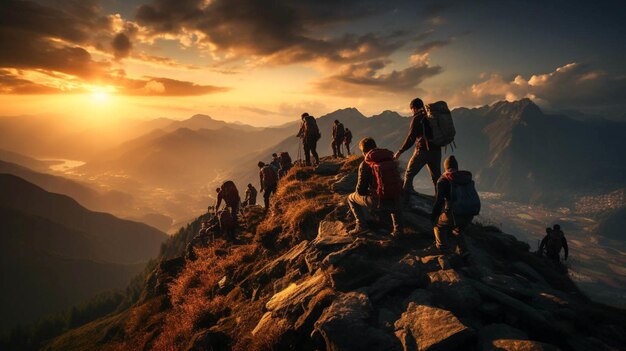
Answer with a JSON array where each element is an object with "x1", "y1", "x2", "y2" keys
[
  {"x1": 490, "y1": 98, "x2": 543, "y2": 120},
  {"x1": 188, "y1": 114, "x2": 215, "y2": 121}
]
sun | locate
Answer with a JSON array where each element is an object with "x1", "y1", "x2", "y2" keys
[{"x1": 89, "y1": 86, "x2": 115, "y2": 102}]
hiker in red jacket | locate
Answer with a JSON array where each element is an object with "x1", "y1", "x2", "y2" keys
[
  {"x1": 258, "y1": 161, "x2": 278, "y2": 213},
  {"x1": 394, "y1": 98, "x2": 442, "y2": 198},
  {"x1": 347, "y1": 137, "x2": 403, "y2": 237}
]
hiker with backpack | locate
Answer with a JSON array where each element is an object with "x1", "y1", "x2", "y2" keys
[
  {"x1": 344, "y1": 128, "x2": 353, "y2": 156},
  {"x1": 278, "y1": 151, "x2": 293, "y2": 178},
  {"x1": 216, "y1": 181, "x2": 241, "y2": 227},
  {"x1": 296, "y1": 112, "x2": 321, "y2": 166},
  {"x1": 347, "y1": 137, "x2": 404, "y2": 237},
  {"x1": 539, "y1": 224, "x2": 569, "y2": 264},
  {"x1": 332, "y1": 120, "x2": 345, "y2": 158},
  {"x1": 258, "y1": 161, "x2": 279, "y2": 213},
  {"x1": 431, "y1": 155, "x2": 481, "y2": 256},
  {"x1": 394, "y1": 98, "x2": 455, "y2": 199},
  {"x1": 244, "y1": 183, "x2": 257, "y2": 207},
  {"x1": 270, "y1": 153, "x2": 281, "y2": 172}
]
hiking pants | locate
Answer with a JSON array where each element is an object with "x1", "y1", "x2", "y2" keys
[
  {"x1": 332, "y1": 138, "x2": 344, "y2": 157},
  {"x1": 263, "y1": 184, "x2": 277, "y2": 211},
  {"x1": 348, "y1": 192, "x2": 403, "y2": 233},
  {"x1": 434, "y1": 212, "x2": 473, "y2": 254},
  {"x1": 403, "y1": 146, "x2": 441, "y2": 194},
  {"x1": 344, "y1": 141, "x2": 351, "y2": 155},
  {"x1": 303, "y1": 139, "x2": 320, "y2": 166}
]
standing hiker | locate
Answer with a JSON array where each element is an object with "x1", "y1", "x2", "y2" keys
[
  {"x1": 244, "y1": 183, "x2": 257, "y2": 207},
  {"x1": 296, "y1": 112, "x2": 321, "y2": 166},
  {"x1": 431, "y1": 156, "x2": 481, "y2": 255},
  {"x1": 332, "y1": 119, "x2": 345, "y2": 158},
  {"x1": 347, "y1": 137, "x2": 404, "y2": 237},
  {"x1": 278, "y1": 151, "x2": 293, "y2": 178},
  {"x1": 344, "y1": 128, "x2": 353, "y2": 156},
  {"x1": 270, "y1": 153, "x2": 280, "y2": 171},
  {"x1": 258, "y1": 161, "x2": 278, "y2": 213},
  {"x1": 215, "y1": 181, "x2": 241, "y2": 226},
  {"x1": 539, "y1": 224, "x2": 569, "y2": 264}
]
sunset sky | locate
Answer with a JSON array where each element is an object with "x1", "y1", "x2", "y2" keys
[{"x1": 1, "y1": 0, "x2": 625, "y2": 126}]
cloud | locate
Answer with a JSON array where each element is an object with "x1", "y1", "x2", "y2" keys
[
  {"x1": 313, "y1": 56, "x2": 442, "y2": 96},
  {"x1": 135, "y1": 0, "x2": 408, "y2": 66},
  {"x1": 119, "y1": 76, "x2": 229, "y2": 96},
  {"x1": 112, "y1": 33, "x2": 132, "y2": 59},
  {"x1": 0, "y1": 69, "x2": 64, "y2": 94},
  {"x1": 451, "y1": 63, "x2": 626, "y2": 115}
]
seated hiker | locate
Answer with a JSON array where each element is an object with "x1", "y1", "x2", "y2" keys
[
  {"x1": 216, "y1": 181, "x2": 241, "y2": 226},
  {"x1": 344, "y1": 128, "x2": 353, "y2": 156},
  {"x1": 258, "y1": 161, "x2": 279, "y2": 213},
  {"x1": 539, "y1": 224, "x2": 568, "y2": 264},
  {"x1": 431, "y1": 155, "x2": 481, "y2": 255},
  {"x1": 278, "y1": 151, "x2": 292, "y2": 178},
  {"x1": 332, "y1": 119, "x2": 345, "y2": 158},
  {"x1": 347, "y1": 137, "x2": 403, "y2": 236},
  {"x1": 186, "y1": 216, "x2": 220, "y2": 261},
  {"x1": 243, "y1": 183, "x2": 258, "y2": 207}
]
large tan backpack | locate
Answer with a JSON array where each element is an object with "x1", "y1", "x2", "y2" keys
[{"x1": 425, "y1": 101, "x2": 456, "y2": 147}]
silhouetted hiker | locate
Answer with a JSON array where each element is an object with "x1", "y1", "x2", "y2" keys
[
  {"x1": 431, "y1": 155, "x2": 481, "y2": 255},
  {"x1": 270, "y1": 153, "x2": 280, "y2": 171},
  {"x1": 296, "y1": 112, "x2": 321, "y2": 166},
  {"x1": 218, "y1": 209, "x2": 237, "y2": 241},
  {"x1": 244, "y1": 183, "x2": 257, "y2": 206},
  {"x1": 332, "y1": 119, "x2": 345, "y2": 158},
  {"x1": 394, "y1": 98, "x2": 442, "y2": 198},
  {"x1": 216, "y1": 181, "x2": 240, "y2": 226},
  {"x1": 186, "y1": 217, "x2": 220, "y2": 261},
  {"x1": 348, "y1": 137, "x2": 404, "y2": 237},
  {"x1": 258, "y1": 161, "x2": 278, "y2": 213},
  {"x1": 344, "y1": 128, "x2": 353, "y2": 155},
  {"x1": 539, "y1": 224, "x2": 569, "y2": 264},
  {"x1": 278, "y1": 151, "x2": 293, "y2": 178}
]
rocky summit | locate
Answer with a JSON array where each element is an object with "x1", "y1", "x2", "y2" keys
[{"x1": 45, "y1": 157, "x2": 626, "y2": 351}]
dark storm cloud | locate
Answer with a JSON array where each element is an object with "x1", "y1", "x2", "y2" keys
[
  {"x1": 112, "y1": 33, "x2": 132, "y2": 59},
  {"x1": 135, "y1": 0, "x2": 407, "y2": 64},
  {"x1": 314, "y1": 59, "x2": 442, "y2": 96}
]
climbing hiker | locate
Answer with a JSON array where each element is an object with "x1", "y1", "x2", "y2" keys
[
  {"x1": 431, "y1": 155, "x2": 481, "y2": 256},
  {"x1": 332, "y1": 119, "x2": 345, "y2": 158},
  {"x1": 258, "y1": 161, "x2": 279, "y2": 213},
  {"x1": 348, "y1": 137, "x2": 404, "y2": 237},
  {"x1": 539, "y1": 224, "x2": 569, "y2": 264},
  {"x1": 278, "y1": 151, "x2": 293, "y2": 178},
  {"x1": 344, "y1": 128, "x2": 353, "y2": 156},
  {"x1": 216, "y1": 181, "x2": 241, "y2": 226},
  {"x1": 218, "y1": 208, "x2": 237, "y2": 241},
  {"x1": 244, "y1": 183, "x2": 258, "y2": 207},
  {"x1": 296, "y1": 112, "x2": 321, "y2": 166},
  {"x1": 186, "y1": 217, "x2": 220, "y2": 261},
  {"x1": 394, "y1": 98, "x2": 446, "y2": 198}
]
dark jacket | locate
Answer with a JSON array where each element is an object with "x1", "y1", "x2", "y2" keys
[
  {"x1": 344, "y1": 129, "x2": 353, "y2": 143},
  {"x1": 539, "y1": 230, "x2": 569, "y2": 259},
  {"x1": 244, "y1": 186, "x2": 257, "y2": 204},
  {"x1": 431, "y1": 170, "x2": 472, "y2": 222},
  {"x1": 356, "y1": 161, "x2": 378, "y2": 197},
  {"x1": 333, "y1": 123, "x2": 345, "y2": 141},
  {"x1": 297, "y1": 115, "x2": 320, "y2": 142},
  {"x1": 398, "y1": 109, "x2": 434, "y2": 153},
  {"x1": 259, "y1": 165, "x2": 278, "y2": 190}
]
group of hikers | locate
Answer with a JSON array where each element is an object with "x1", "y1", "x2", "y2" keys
[{"x1": 187, "y1": 97, "x2": 570, "y2": 267}]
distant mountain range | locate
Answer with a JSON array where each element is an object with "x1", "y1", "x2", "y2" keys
[{"x1": 0, "y1": 174, "x2": 167, "y2": 330}]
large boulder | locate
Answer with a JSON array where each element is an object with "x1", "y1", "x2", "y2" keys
[
  {"x1": 331, "y1": 173, "x2": 358, "y2": 194},
  {"x1": 266, "y1": 270, "x2": 328, "y2": 315},
  {"x1": 394, "y1": 303, "x2": 476, "y2": 351},
  {"x1": 314, "y1": 292, "x2": 402, "y2": 351},
  {"x1": 426, "y1": 269, "x2": 481, "y2": 316}
]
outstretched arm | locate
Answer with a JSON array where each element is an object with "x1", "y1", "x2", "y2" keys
[{"x1": 395, "y1": 114, "x2": 422, "y2": 159}]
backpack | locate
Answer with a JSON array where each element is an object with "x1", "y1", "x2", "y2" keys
[
  {"x1": 446, "y1": 171, "x2": 481, "y2": 216},
  {"x1": 334, "y1": 123, "x2": 345, "y2": 140},
  {"x1": 279, "y1": 152, "x2": 292, "y2": 167},
  {"x1": 304, "y1": 116, "x2": 321, "y2": 141},
  {"x1": 364, "y1": 148, "x2": 403, "y2": 201},
  {"x1": 425, "y1": 101, "x2": 456, "y2": 147},
  {"x1": 220, "y1": 180, "x2": 240, "y2": 205},
  {"x1": 261, "y1": 165, "x2": 278, "y2": 187},
  {"x1": 546, "y1": 231, "x2": 563, "y2": 253}
]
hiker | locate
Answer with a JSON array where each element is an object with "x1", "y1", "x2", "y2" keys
[
  {"x1": 214, "y1": 187, "x2": 221, "y2": 210},
  {"x1": 186, "y1": 216, "x2": 220, "y2": 261},
  {"x1": 296, "y1": 112, "x2": 321, "y2": 166},
  {"x1": 258, "y1": 161, "x2": 279, "y2": 213},
  {"x1": 332, "y1": 119, "x2": 345, "y2": 158},
  {"x1": 344, "y1": 128, "x2": 353, "y2": 155},
  {"x1": 218, "y1": 208, "x2": 237, "y2": 241},
  {"x1": 270, "y1": 153, "x2": 281, "y2": 172},
  {"x1": 431, "y1": 155, "x2": 481, "y2": 255},
  {"x1": 539, "y1": 224, "x2": 569, "y2": 264},
  {"x1": 394, "y1": 98, "x2": 442, "y2": 197},
  {"x1": 347, "y1": 137, "x2": 404, "y2": 237},
  {"x1": 278, "y1": 151, "x2": 293, "y2": 178},
  {"x1": 244, "y1": 183, "x2": 257, "y2": 206},
  {"x1": 216, "y1": 181, "x2": 240, "y2": 226}
]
